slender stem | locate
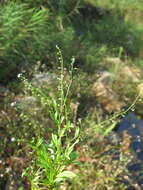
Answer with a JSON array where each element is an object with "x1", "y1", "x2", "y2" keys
[
  {"x1": 67, "y1": 0, "x2": 81, "y2": 17},
  {"x1": 99, "y1": 93, "x2": 140, "y2": 126}
]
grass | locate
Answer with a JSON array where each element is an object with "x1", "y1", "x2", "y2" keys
[{"x1": 1, "y1": 0, "x2": 143, "y2": 82}]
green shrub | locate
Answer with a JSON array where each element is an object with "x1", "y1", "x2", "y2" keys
[
  {"x1": 1, "y1": 0, "x2": 143, "y2": 84},
  {"x1": 0, "y1": 2, "x2": 49, "y2": 82}
]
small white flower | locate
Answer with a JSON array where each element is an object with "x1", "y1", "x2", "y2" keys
[
  {"x1": 0, "y1": 174, "x2": 3, "y2": 178},
  {"x1": 11, "y1": 102, "x2": 16, "y2": 107},
  {"x1": 11, "y1": 137, "x2": 15, "y2": 142},
  {"x1": 6, "y1": 167, "x2": 11, "y2": 173},
  {"x1": 17, "y1": 73, "x2": 22, "y2": 78}
]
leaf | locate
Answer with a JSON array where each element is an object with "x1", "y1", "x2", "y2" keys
[
  {"x1": 36, "y1": 138, "x2": 43, "y2": 147},
  {"x1": 55, "y1": 171, "x2": 76, "y2": 183},
  {"x1": 52, "y1": 134, "x2": 58, "y2": 146},
  {"x1": 103, "y1": 122, "x2": 117, "y2": 136},
  {"x1": 65, "y1": 139, "x2": 79, "y2": 159},
  {"x1": 59, "y1": 128, "x2": 65, "y2": 137},
  {"x1": 74, "y1": 127, "x2": 80, "y2": 139}
]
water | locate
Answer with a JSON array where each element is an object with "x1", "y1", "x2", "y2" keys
[
  {"x1": 116, "y1": 112, "x2": 143, "y2": 187},
  {"x1": 117, "y1": 112, "x2": 143, "y2": 161}
]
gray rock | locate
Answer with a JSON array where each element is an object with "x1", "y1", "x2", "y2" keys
[
  {"x1": 12, "y1": 96, "x2": 36, "y2": 111},
  {"x1": 32, "y1": 72, "x2": 57, "y2": 85},
  {"x1": 96, "y1": 71, "x2": 113, "y2": 86}
]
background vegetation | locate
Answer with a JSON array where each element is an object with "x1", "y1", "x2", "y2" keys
[{"x1": 1, "y1": 0, "x2": 143, "y2": 189}]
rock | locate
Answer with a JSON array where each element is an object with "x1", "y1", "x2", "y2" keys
[
  {"x1": 121, "y1": 66, "x2": 141, "y2": 83},
  {"x1": 92, "y1": 71, "x2": 124, "y2": 112},
  {"x1": 32, "y1": 72, "x2": 57, "y2": 86},
  {"x1": 12, "y1": 96, "x2": 36, "y2": 111},
  {"x1": 104, "y1": 57, "x2": 141, "y2": 83},
  {"x1": 96, "y1": 71, "x2": 113, "y2": 86}
]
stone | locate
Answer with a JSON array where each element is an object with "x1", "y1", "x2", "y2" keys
[
  {"x1": 96, "y1": 71, "x2": 113, "y2": 86},
  {"x1": 104, "y1": 57, "x2": 141, "y2": 83},
  {"x1": 32, "y1": 72, "x2": 57, "y2": 86},
  {"x1": 13, "y1": 96, "x2": 36, "y2": 111},
  {"x1": 121, "y1": 66, "x2": 141, "y2": 83},
  {"x1": 92, "y1": 71, "x2": 124, "y2": 112}
]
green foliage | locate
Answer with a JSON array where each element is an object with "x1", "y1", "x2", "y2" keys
[
  {"x1": 21, "y1": 48, "x2": 80, "y2": 190},
  {"x1": 0, "y1": 2, "x2": 49, "y2": 82},
  {"x1": 1, "y1": 0, "x2": 143, "y2": 83},
  {"x1": 87, "y1": 0, "x2": 143, "y2": 13},
  {"x1": 24, "y1": 136, "x2": 78, "y2": 190}
]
